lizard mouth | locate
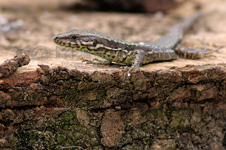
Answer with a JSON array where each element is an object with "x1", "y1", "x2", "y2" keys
[
  {"x1": 53, "y1": 36, "x2": 80, "y2": 49},
  {"x1": 53, "y1": 36, "x2": 67, "y2": 46}
]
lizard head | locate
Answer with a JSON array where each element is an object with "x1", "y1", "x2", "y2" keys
[
  {"x1": 53, "y1": 29, "x2": 117, "y2": 51},
  {"x1": 53, "y1": 29, "x2": 134, "y2": 54}
]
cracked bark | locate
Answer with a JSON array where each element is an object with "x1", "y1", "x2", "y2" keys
[
  {"x1": 0, "y1": 55, "x2": 226, "y2": 149},
  {"x1": 0, "y1": 54, "x2": 30, "y2": 78}
]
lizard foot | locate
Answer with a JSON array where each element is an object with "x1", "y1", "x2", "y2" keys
[
  {"x1": 127, "y1": 66, "x2": 141, "y2": 77},
  {"x1": 120, "y1": 66, "x2": 141, "y2": 77},
  {"x1": 200, "y1": 45, "x2": 224, "y2": 58}
]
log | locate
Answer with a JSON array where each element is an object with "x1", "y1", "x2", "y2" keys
[
  {"x1": 0, "y1": 0, "x2": 226, "y2": 149},
  {"x1": 0, "y1": 55, "x2": 226, "y2": 149}
]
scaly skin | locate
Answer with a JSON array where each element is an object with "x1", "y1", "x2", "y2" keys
[{"x1": 54, "y1": 12, "x2": 208, "y2": 68}]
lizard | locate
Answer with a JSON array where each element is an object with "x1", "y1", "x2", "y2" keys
[{"x1": 53, "y1": 12, "x2": 219, "y2": 71}]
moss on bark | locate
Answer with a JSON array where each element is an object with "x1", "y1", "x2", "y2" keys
[{"x1": 0, "y1": 64, "x2": 226, "y2": 149}]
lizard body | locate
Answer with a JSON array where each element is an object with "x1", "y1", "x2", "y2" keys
[{"x1": 54, "y1": 13, "x2": 209, "y2": 68}]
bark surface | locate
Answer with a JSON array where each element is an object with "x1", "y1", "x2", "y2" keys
[{"x1": 0, "y1": 55, "x2": 226, "y2": 149}]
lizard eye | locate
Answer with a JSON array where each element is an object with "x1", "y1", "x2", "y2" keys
[
  {"x1": 93, "y1": 40, "x2": 98, "y2": 47},
  {"x1": 71, "y1": 35, "x2": 78, "y2": 40}
]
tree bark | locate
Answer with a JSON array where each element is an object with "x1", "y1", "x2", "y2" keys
[{"x1": 0, "y1": 55, "x2": 225, "y2": 149}]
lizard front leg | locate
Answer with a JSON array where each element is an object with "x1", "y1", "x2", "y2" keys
[{"x1": 127, "y1": 50, "x2": 146, "y2": 75}]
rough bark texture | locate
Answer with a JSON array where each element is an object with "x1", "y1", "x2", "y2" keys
[
  {"x1": 0, "y1": 54, "x2": 30, "y2": 78},
  {"x1": 0, "y1": 55, "x2": 226, "y2": 149}
]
